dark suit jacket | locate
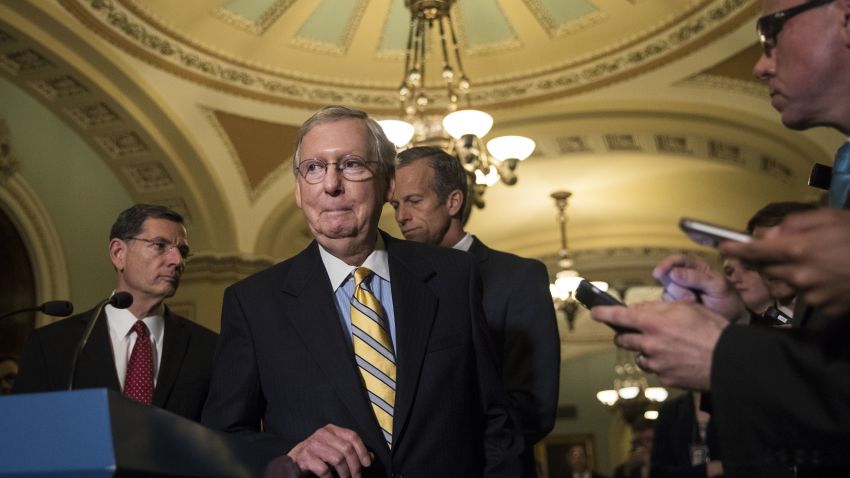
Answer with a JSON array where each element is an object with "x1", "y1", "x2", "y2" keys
[
  {"x1": 711, "y1": 320, "x2": 850, "y2": 477},
  {"x1": 201, "y1": 233, "x2": 523, "y2": 477},
  {"x1": 469, "y1": 237, "x2": 559, "y2": 476},
  {"x1": 14, "y1": 305, "x2": 218, "y2": 422},
  {"x1": 650, "y1": 392, "x2": 722, "y2": 478}
]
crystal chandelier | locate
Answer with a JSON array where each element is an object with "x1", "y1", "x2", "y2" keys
[
  {"x1": 597, "y1": 348, "x2": 668, "y2": 424},
  {"x1": 378, "y1": 0, "x2": 535, "y2": 211},
  {"x1": 548, "y1": 190, "x2": 608, "y2": 330}
]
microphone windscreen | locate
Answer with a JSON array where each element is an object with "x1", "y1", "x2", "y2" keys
[
  {"x1": 40, "y1": 300, "x2": 73, "y2": 317},
  {"x1": 109, "y1": 292, "x2": 134, "y2": 309}
]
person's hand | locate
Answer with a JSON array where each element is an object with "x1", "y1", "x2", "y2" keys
[
  {"x1": 591, "y1": 302, "x2": 729, "y2": 391},
  {"x1": 721, "y1": 208, "x2": 850, "y2": 318},
  {"x1": 653, "y1": 254, "x2": 749, "y2": 323},
  {"x1": 706, "y1": 459, "x2": 724, "y2": 477},
  {"x1": 287, "y1": 424, "x2": 372, "y2": 478}
]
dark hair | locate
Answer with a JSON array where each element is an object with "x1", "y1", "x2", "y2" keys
[
  {"x1": 292, "y1": 105, "x2": 396, "y2": 181},
  {"x1": 0, "y1": 354, "x2": 19, "y2": 364},
  {"x1": 746, "y1": 201, "x2": 817, "y2": 233},
  {"x1": 397, "y1": 146, "x2": 468, "y2": 218},
  {"x1": 109, "y1": 204, "x2": 184, "y2": 241}
]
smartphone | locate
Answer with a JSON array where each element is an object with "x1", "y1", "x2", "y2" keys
[
  {"x1": 679, "y1": 217, "x2": 751, "y2": 248},
  {"x1": 574, "y1": 280, "x2": 638, "y2": 334}
]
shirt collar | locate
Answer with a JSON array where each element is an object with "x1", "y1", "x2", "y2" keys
[
  {"x1": 105, "y1": 302, "x2": 165, "y2": 341},
  {"x1": 318, "y1": 234, "x2": 391, "y2": 290},
  {"x1": 451, "y1": 233, "x2": 474, "y2": 252}
]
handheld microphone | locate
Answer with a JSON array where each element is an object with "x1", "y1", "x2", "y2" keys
[
  {"x1": 0, "y1": 300, "x2": 74, "y2": 320},
  {"x1": 67, "y1": 292, "x2": 133, "y2": 390}
]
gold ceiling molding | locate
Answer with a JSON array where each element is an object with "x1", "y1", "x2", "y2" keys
[
  {"x1": 676, "y1": 73, "x2": 767, "y2": 98},
  {"x1": 521, "y1": 0, "x2": 608, "y2": 38},
  {"x1": 210, "y1": 0, "x2": 297, "y2": 36},
  {"x1": 59, "y1": 0, "x2": 756, "y2": 112}
]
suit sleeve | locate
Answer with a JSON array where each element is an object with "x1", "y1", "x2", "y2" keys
[
  {"x1": 502, "y1": 259, "x2": 559, "y2": 445},
  {"x1": 711, "y1": 321, "x2": 850, "y2": 469},
  {"x1": 12, "y1": 329, "x2": 51, "y2": 394},
  {"x1": 468, "y1": 264, "x2": 524, "y2": 477},
  {"x1": 201, "y1": 287, "x2": 287, "y2": 453}
]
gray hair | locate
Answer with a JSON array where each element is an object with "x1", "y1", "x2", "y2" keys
[
  {"x1": 397, "y1": 146, "x2": 468, "y2": 219},
  {"x1": 292, "y1": 105, "x2": 396, "y2": 182}
]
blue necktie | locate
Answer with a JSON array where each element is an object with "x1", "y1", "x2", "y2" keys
[{"x1": 828, "y1": 142, "x2": 850, "y2": 209}]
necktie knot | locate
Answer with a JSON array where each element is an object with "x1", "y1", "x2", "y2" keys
[
  {"x1": 354, "y1": 267, "x2": 373, "y2": 288},
  {"x1": 131, "y1": 320, "x2": 149, "y2": 338}
]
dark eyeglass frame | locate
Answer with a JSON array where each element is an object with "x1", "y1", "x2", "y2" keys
[
  {"x1": 757, "y1": 0, "x2": 832, "y2": 54},
  {"x1": 128, "y1": 236, "x2": 192, "y2": 262},
  {"x1": 294, "y1": 156, "x2": 381, "y2": 184}
]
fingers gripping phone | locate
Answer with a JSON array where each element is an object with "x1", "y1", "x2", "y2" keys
[
  {"x1": 574, "y1": 280, "x2": 639, "y2": 334},
  {"x1": 679, "y1": 217, "x2": 752, "y2": 248}
]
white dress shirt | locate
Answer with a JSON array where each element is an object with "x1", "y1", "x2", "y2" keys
[
  {"x1": 451, "y1": 232, "x2": 474, "y2": 252},
  {"x1": 106, "y1": 303, "x2": 165, "y2": 390}
]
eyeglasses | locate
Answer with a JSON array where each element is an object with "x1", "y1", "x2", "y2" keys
[
  {"x1": 295, "y1": 156, "x2": 380, "y2": 184},
  {"x1": 128, "y1": 237, "x2": 192, "y2": 262},
  {"x1": 757, "y1": 0, "x2": 832, "y2": 54}
]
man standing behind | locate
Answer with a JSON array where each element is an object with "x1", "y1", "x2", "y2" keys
[
  {"x1": 202, "y1": 106, "x2": 521, "y2": 477},
  {"x1": 14, "y1": 204, "x2": 217, "y2": 421},
  {"x1": 391, "y1": 146, "x2": 559, "y2": 477}
]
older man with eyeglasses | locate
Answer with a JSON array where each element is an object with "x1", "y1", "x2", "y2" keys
[
  {"x1": 14, "y1": 204, "x2": 218, "y2": 422},
  {"x1": 201, "y1": 105, "x2": 522, "y2": 478},
  {"x1": 592, "y1": 1, "x2": 850, "y2": 476}
]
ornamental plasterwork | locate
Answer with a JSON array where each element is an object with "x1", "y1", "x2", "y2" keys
[
  {"x1": 210, "y1": 0, "x2": 298, "y2": 36},
  {"x1": 61, "y1": 0, "x2": 755, "y2": 111},
  {"x1": 676, "y1": 73, "x2": 769, "y2": 99},
  {"x1": 124, "y1": 163, "x2": 176, "y2": 192},
  {"x1": 0, "y1": 120, "x2": 20, "y2": 183},
  {"x1": 521, "y1": 0, "x2": 608, "y2": 38},
  {"x1": 29, "y1": 75, "x2": 90, "y2": 100},
  {"x1": 453, "y1": 1, "x2": 522, "y2": 56},
  {"x1": 65, "y1": 102, "x2": 122, "y2": 129}
]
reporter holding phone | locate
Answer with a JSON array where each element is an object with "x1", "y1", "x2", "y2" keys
[{"x1": 593, "y1": 1, "x2": 850, "y2": 473}]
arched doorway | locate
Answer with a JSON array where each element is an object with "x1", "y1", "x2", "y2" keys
[{"x1": 0, "y1": 205, "x2": 36, "y2": 356}]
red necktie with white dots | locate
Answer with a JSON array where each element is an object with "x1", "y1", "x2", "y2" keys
[{"x1": 124, "y1": 320, "x2": 153, "y2": 404}]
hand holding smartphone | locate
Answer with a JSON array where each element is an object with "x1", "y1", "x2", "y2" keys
[
  {"x1": 679, "y1": 217, "x2": 751, "y2": 248},
  {"x1": 574, "y1": 280, "x2": 639, "y2": 334}
]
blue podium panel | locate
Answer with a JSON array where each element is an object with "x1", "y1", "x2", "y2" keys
[
  {"x1": 0, "y1": 389, "x2": 277, "y2": 477},
  {"x1": 0, "y1": 389, "x2": 116, "y2": 477}
]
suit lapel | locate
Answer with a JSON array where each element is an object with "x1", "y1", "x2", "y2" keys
[
  {"x1": 79, "y1": 308, "x2": 121, "y2": 391},
  {"x1": 386, "y1": 237, "x2": 438, "y2": 446},
  {"x1": 469, "y1": 235, "x2": 490, "y2": 266},
  {"x1": 281, "y1": 243, "x2": 385, "y2": 449},
  {"x1": 152, "y1": 308, "x2": 189, "y2": 407}
]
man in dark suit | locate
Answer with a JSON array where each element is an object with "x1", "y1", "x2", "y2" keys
[
  {"x1": 391, "y1": 146, "x2": 559, "y2": 477},
  {"x1": 201, "y1": 106, "x2": 522, "y2": 477},
  {"x1": 14, "y1": 204, "x2": 217, "y2": 422},
  {"x1": 591, "y1": 2, "x2": 850, "y2": 474}
]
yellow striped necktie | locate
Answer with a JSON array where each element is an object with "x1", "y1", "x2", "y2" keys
[{"x1": 350, "y1": 267, "x2": 396, "y2": 448}]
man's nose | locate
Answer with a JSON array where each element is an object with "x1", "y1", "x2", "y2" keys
[
  {"x1": 322, "y1": 165, "x2": 343, "y2": 193},
  {"x1": 753, "y1": 52, "x2": 774, "y2": 81}
]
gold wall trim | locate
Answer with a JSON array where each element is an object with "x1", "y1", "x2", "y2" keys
[{"x1": 209, "y1": 0, "x2": 298, "y2": 36}]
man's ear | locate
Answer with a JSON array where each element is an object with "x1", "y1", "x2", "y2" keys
[
  {"x1": 294, "y1": 178, "x2": 303, "y2": 210},
  {"x1": 109, "y1": 238, "x2": 127, "y2": 272},
  {"x1": 446, "y1": 189, "x2": 464, "y2": 217},
  {"x1": 839, "y1": 0, "x2": 850, "y2": 46},
  {"x1": 385, "y1": 176, "x2": 396, "y2": 203}
]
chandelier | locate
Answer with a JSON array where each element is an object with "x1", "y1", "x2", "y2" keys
[
  {"x1": 548, "y1": 190, "x2": 608, "y2": 331},
  {"x1": 597, "y1": 348, "x2": 668, "y2": 424},
  {"x1": 378, "y1": 0, "x2": 535, "y2": 211}
]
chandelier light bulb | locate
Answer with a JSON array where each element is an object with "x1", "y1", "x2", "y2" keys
[
  {"x1": 644, "y1": 410, "x2": 659, "y2": 420},
  {"x1": 644, "y1": 387, "x2": 669, "y2": 402},
  {"x1": 458, "y1": 75, "x2": 470, "y2": 91},
  {"x1": 398, "y1": 84, "x2": 410, "y2": 98},
  {"x1": 591, "y1": 281, "x2": 609, "y2": 292},
  {"x1": 416, "y1": 92, "x2": 429, "y2": 107},
  {"x1": 442, "y1": 109, "x2": 493, "y2": 139},
  {"x1": 597, "y1": 389, "x2": 619, "y2": 406},
  {"x1": 377, "y1": 120, "x2": 415, "y2": 148},
  {"x1": 408, "y1": 68, "x2": 421, "y2": 85},
  {"x1": 486, "y1": 136, "x2": 536, "y2": 162},
  {"x1": 618, "y1": 385, "x2": 641, "y2": 400},
  {"x1": 442, "y1": 66, "x2": 454, "y2": 80}
]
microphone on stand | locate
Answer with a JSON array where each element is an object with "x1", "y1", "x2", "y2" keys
[
  {"x1": 0, "y1": 300, "x2": 74, "y2": 320},
  {"x1": 67, "y1": 292, "x2": 133, "y2": 390}
]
